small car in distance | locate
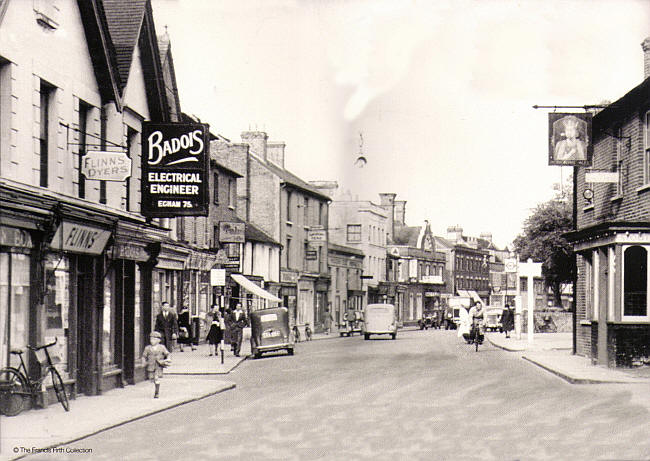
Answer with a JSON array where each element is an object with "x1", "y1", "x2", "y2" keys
[
  {"x1": 363, "y1": 303, "x2": 397, "y2": 340},
  {"x1": 250, "y1": 307, "x2": 294, "y2": 359},
  {"x1": 484, "y1": 307, "x2": 503, "y2": 332}
]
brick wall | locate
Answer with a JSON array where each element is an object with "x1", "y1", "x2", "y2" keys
[{"x1": 578, "y1": 111, "x2": 649, "y2": 228}]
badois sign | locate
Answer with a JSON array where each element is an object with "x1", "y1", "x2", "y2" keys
[{"x1": 141, "y1": 122, "x2": 210, "y2": 217}]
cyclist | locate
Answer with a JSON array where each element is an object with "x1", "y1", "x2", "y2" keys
[{"x1": 467, "y1": 301, "x2": 485, "y2": 345}]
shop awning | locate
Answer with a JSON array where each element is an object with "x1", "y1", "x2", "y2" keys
[
  {"x1": 467, "y1": 290, "x2": 482, "y2": 304},
  {"x1": 231, "y1": 274, "x2": 282, "y2": 302}
]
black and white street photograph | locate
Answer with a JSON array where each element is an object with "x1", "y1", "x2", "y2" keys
[{"x1": 1, "y1": 0, "x2": 650, "y2": 460}]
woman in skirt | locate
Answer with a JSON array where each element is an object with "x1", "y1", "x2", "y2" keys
[{"x1": 206, "y1": 310, "x2": 224, "y2": 356}]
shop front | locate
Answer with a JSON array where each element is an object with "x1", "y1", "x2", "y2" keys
[{"x1": 280, "y1": 270, "x2": 298, "y2": 325}]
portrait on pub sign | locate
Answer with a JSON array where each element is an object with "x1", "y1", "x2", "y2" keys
[{"x1": 548, "y1": 112, "x2": 592, "y2": 166}]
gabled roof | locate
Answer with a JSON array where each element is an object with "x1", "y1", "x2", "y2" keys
[
  {"x1": 262, "y1": 161, "x2": 331, "y2": 202},
  {"x1": 103, "y1": 0, "x2": 168, "y2": 121},
  {"x1": 158, "y1": 31, "x2": 181, "y2": 122},
  {"x1": 76, "y1": 0, "x2": 122, "y2": 109},
  {"x1": 233, "y1": 216, "x2": 280, "y2": 246},
  {"x1": 103, "y1": 0, "x2": 146, "y2": 88}
]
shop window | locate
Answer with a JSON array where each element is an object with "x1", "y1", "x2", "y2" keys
[
  {"x1": 102, "y1": 267, "x2": 113, "y2": 367},
  {"x1": 43, "y1": 255, "x2": 70, "y2": 373},
  {"x1": 347, "y1": 224, "x2": 361, "y2": 242},
  {"x1": 623, "y1": 245, "x2": 647, "y2": 317},
  {"x1": 1, "y1": 253, "x2": 31, "y2": 369}
]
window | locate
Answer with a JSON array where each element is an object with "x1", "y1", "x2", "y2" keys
[
  {"x1": 286, "y1": 191, "x2": 292, "y2": 222},
  {"x1": 285, "y1": 238, "x2": 291, "y2": 268},
  {"x1": 623, "y1": 245, "x2": 647, "y2": 317},
  {"x1": 99, "y1": 106, "x2": 107, "y2": 204},
  {"x1": 645, "y1": 112, "x2": 650, "y2": 185},
  {"x1": 213, "y1": 172, "x2": 219, "y2": 204},
  {"x1": 213, "y1": 226, "x2": 218, "y2": 248},
  {"x1": 39, "y1": 80, "x2": 55, "y2": 187},
  {"x1": 228, "y1": 178, "x2": 236, "y2": 208},
  {"x1": 304, "y1": 198, "x2": 309, "y2": 226},
  {"x1": 347, "y1": 224, "x2": 361, "y2": 242},
  {"x1": 520, "y1": 277, "x2": 528, "y2": 293},
  {"x1": 615, "y1": 127, "x2": 623, "y2": 197},
  {"x1": 319, "y1": 203, "x2": 323, "y2": 226},
  {"x1": 125, "y1": 127, "x2": 137, "y2": 211},
  {"x1": 78, "y1": 100, "x2": 91, "y2": 198}
]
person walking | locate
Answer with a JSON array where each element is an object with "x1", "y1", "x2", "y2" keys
[
  {"x1": 324, "y1": 307, "x2": 333, "y2": 335},
  {"x1": 501, "y1": 304, "x2": 515, "y2": 339},
  {"x1": 154, "y1": 302, "x2": 178, "y2": 352},
  {"x1": 229, "y1": 304, "x2": 247, "y2": 357},
  {"x1": 206, "y1": 310, "x2": 224, "y2": 356},
  {"x1": 177, "y1": 305, "x2": 195, "y2": 352},
  {"x1": 142, "y1": 331, "x2": 170, "y2": 398}
]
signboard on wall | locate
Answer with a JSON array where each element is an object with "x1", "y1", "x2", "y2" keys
[
  {"x1": 219, "y1": 222, "x2": 245, "y2": 243},
  {"x1": 141, "y1": 122, "x2": 210, "y2": 217},
  {"x1": 548, "y1": 113, "x2": 592, "y2": 166},
  {"x1": 308, "y1": 228, "x2": 327, "y2": 243},
  {"x1": 81, "y1": 151, "x2": 131, "y2": 181}
]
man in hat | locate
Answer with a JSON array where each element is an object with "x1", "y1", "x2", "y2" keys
[{"x1": 229, "y1": 303, "x2": 248, "y2": 357}]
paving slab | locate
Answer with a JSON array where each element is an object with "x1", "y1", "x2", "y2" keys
[
  {"x1": 523, "y1": 350, "x2": 650, "y2": 384},
  {"x1": 164, "y1": 342, "x2": 249, "y2": 375},
  {"x1": 0, "y1": 376, "x2": 235, "y2": 461},
  {"x1": 486, "y1": 332, "x2": 572, "y2": 352}
]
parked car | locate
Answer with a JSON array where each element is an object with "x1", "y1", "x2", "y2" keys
[
  {"x1": 250, "y1": 307, "x2": 294, "y2": 359},
  {"x1": 363, "y1": 303, "x2": 397, "y2": 340}
]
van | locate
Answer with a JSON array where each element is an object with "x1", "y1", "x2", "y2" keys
[{"x1": 363, "y1": 303, "x2": 397, "y2": 340}]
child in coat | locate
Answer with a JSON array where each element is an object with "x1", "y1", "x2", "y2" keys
[{"x1": 142, "y1": 331, "x2": 170, "y2": 398}]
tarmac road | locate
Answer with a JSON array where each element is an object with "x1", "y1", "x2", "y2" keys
[{"x1": 35, "y1": 329, "x2": 650, "y2": 460}]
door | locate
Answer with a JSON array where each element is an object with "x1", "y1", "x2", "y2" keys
[{"x1": 75, "y1": 255, "x2": 99, "y2": 395}]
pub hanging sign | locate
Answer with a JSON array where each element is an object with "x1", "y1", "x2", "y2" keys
[{"x1": 141, "y1": 122, "x2": 210, "y2": 217}]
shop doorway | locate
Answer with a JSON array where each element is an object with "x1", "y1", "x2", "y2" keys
[{"x1": 74, "y1": 255, "x2": 98, "y2": 395}]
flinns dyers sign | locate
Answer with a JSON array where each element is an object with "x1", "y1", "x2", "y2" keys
[{"x1": 142, "y1": 122, "x2": 210, "y2": 217}]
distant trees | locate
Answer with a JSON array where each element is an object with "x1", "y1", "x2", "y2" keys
[{"x1": 513, "y1": 198, "x2": 573, "y2": 307}]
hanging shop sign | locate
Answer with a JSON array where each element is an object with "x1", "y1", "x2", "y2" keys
[
  {"x1": 548, "y1": 113, "x2": 592, "y2": 166},
  {"x1": 219, "y1": 222, "x2": 245, "y2": 243},
  {"x1": 210, "y1": 268, "x2": 226, "y2": 286},
  {"x1": 49, "y1": 221, "x2": 112, "y2": 255},
  {"x1": 141, "y1": 122, "x2": 210, "y2": 217},
  {"x1": 81, "y1": 151, "x2": 132, "y2": 181}
]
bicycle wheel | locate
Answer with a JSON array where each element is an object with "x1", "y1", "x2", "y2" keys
[
  {"x1": 0, "y1": 367, "x2": 29, "y2": 416},
  {"x1": 50, "y1": 367, "x2": 69, "y2": 411}
]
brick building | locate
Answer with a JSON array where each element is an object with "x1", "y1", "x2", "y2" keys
[
  {"x1": 218, "y1": 131, "x2": 330, "y2": 333},
  {"x1": 566, "y1": 38, "x2": 650, "y2": 368}
]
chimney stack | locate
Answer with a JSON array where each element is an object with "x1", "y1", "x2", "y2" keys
[
  {"x1": 394, "y1": 200, "x2": 406, "y2": 226},
  {"x1": 378, "y1": 193, "x2": 397, "y2": 241},
  {"x1": 641, "y1": 37, "x2": 650, "y2": 80},
  {"x1": 267, "y1": 142, "x2": 285, "y2": 168},
  {"x1": 240, "y1": 131, "x2": 268, "y2": 162}
]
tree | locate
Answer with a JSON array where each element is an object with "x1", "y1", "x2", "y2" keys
[{"x1": 513, "y1": 198, "x2": 574, "y2": 307}]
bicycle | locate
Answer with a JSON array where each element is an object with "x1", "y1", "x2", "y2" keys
[
  {"x1": 470, "y1": 325, "x2": 484, "y2": 351},
  {"x1": 0, "y1": 338, "x2": 70, "y2": 416}
]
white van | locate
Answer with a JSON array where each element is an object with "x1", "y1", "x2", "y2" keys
[{"x1": 363, "y1": 303, "x2": 397, "y2": 340}]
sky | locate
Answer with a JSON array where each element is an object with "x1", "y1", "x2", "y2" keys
[{"x1": 151, "y1": 0, "x2": 650, "y2": 248}]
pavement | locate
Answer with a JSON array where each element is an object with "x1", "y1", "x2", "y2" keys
[
  {"x1": 487, "y1": 331, "x2": 650, "y2": 384},
  {"x1": 0, "y1": 329, "x2": 340, "y2": 460}
]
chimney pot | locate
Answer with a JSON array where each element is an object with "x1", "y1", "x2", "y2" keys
[{"x1": 643, "y1": 37, "x2": 650, "y2": 80}]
